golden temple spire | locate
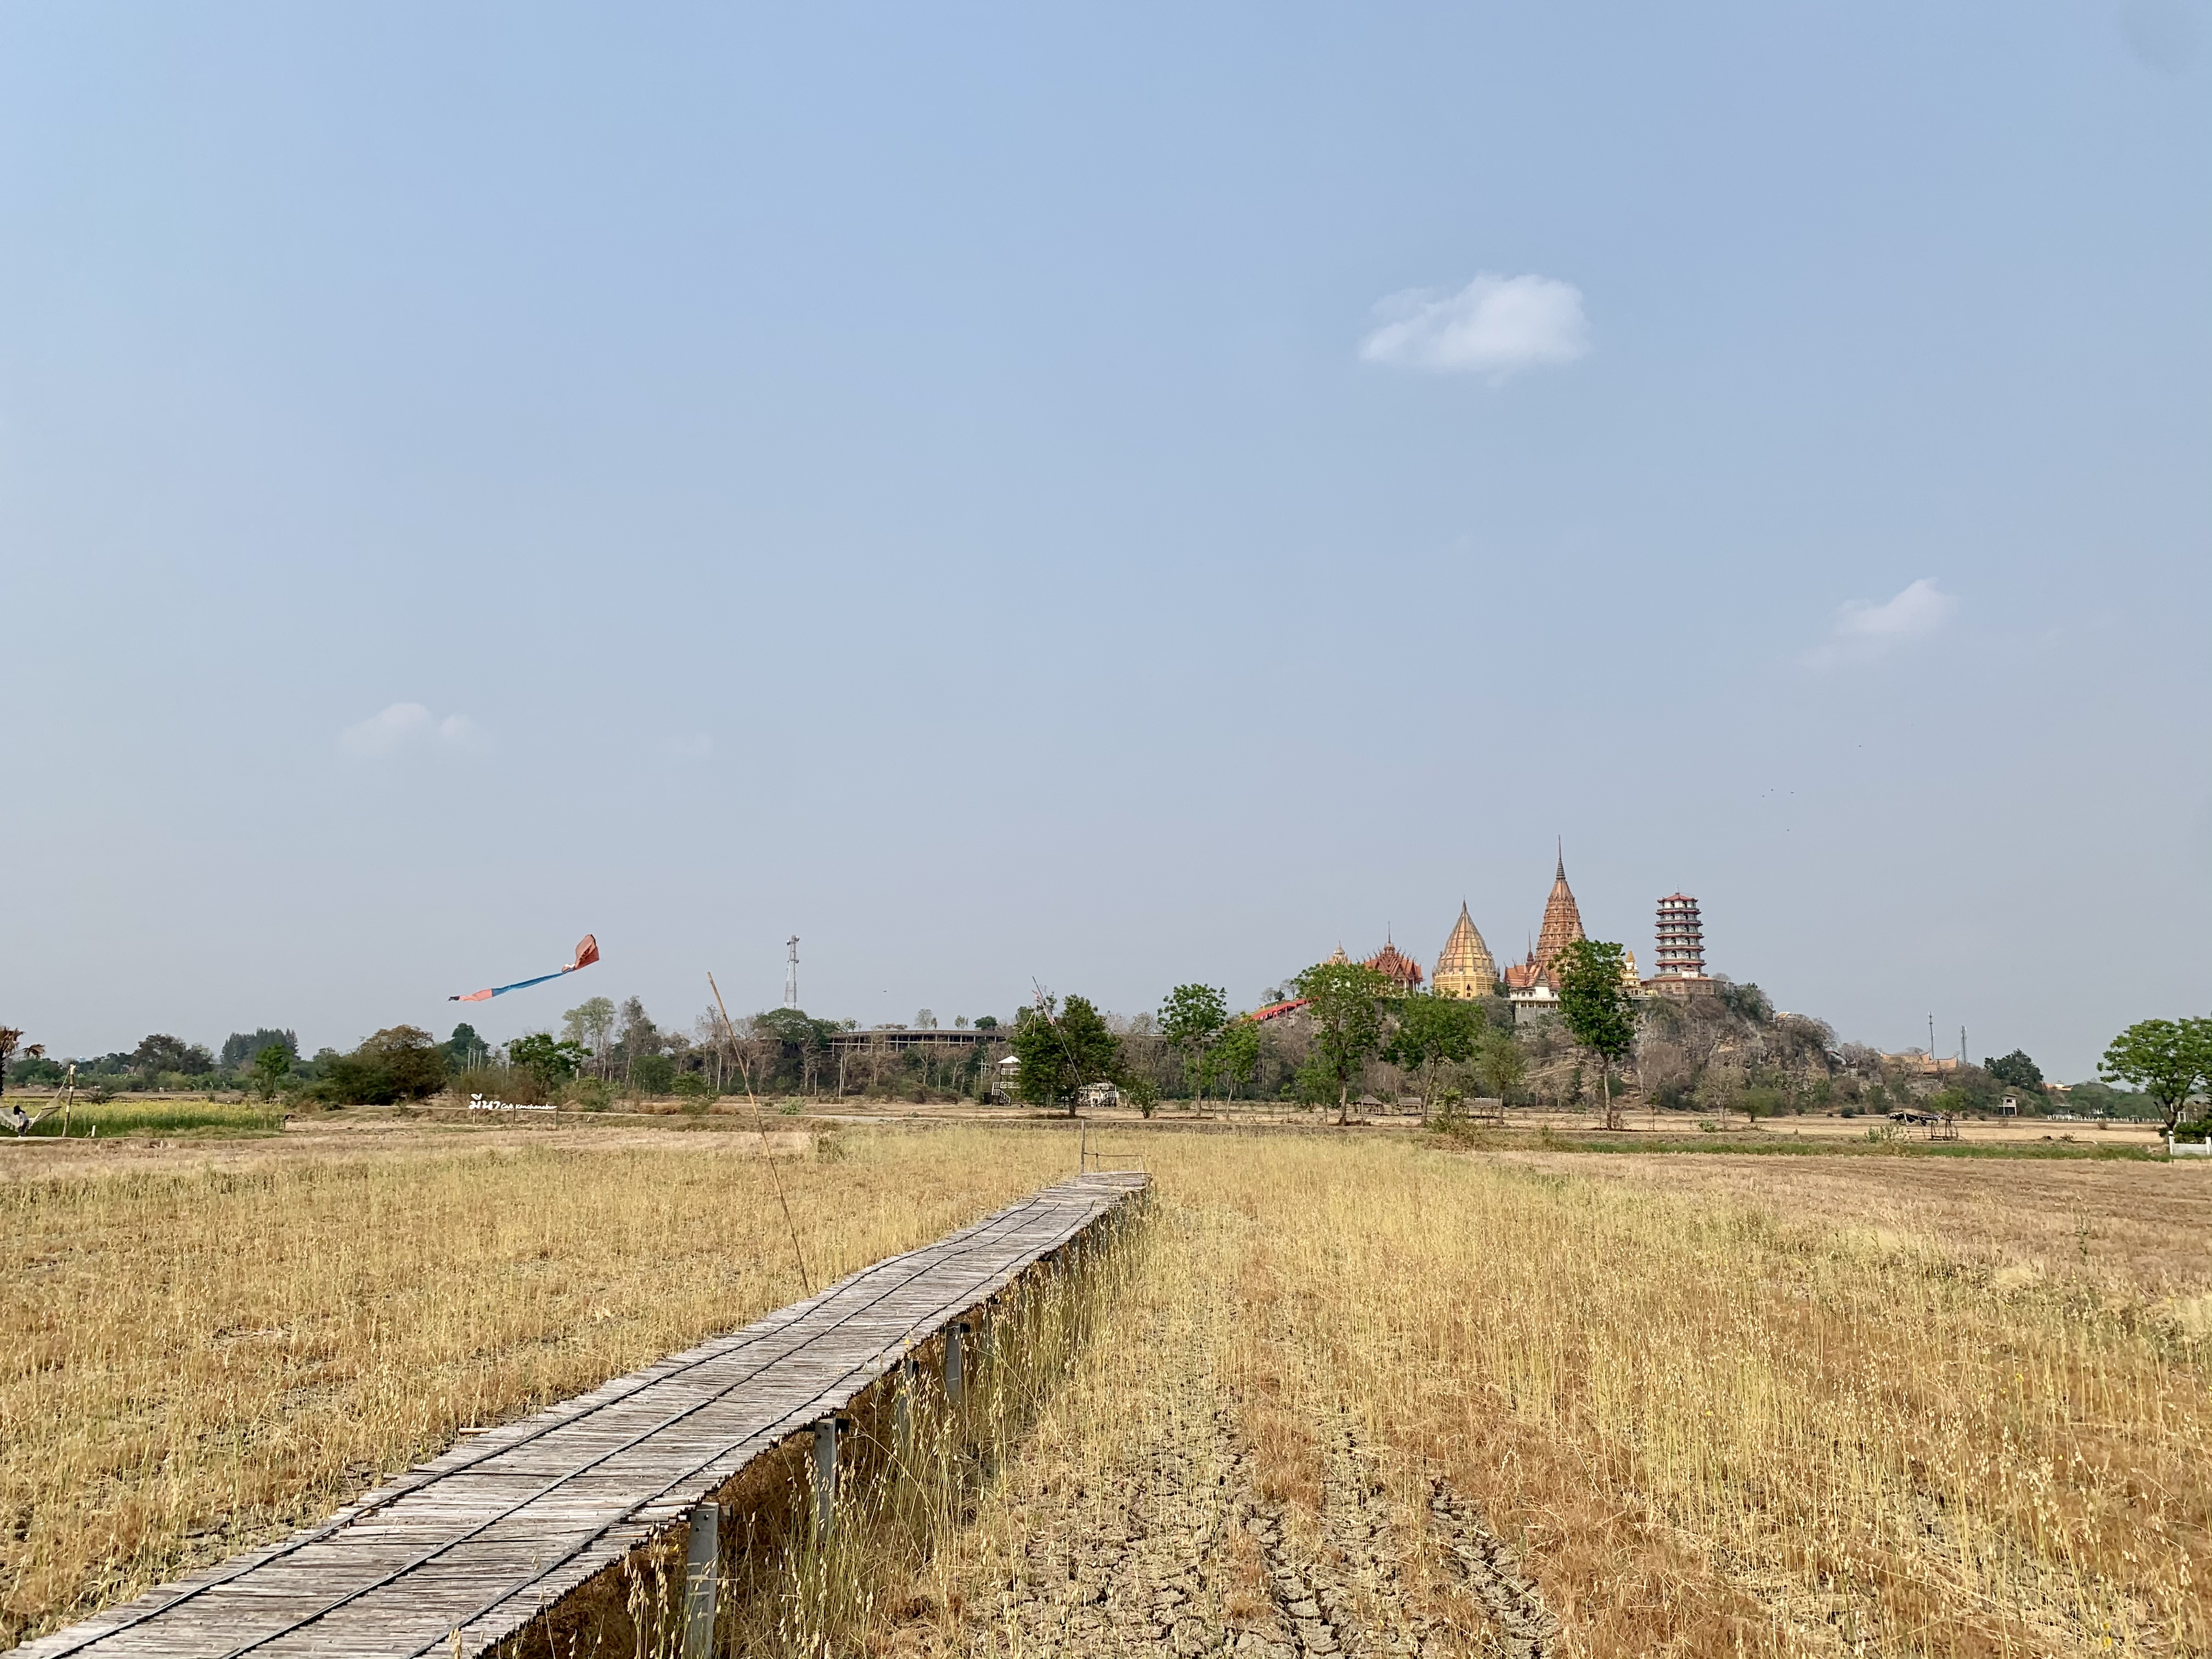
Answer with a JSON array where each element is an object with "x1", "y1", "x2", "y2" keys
[{"x1": 1432, "y1": 901, "x2": 1497, "y2": 1000}]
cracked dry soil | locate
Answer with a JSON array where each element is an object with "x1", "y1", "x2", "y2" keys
[{"x1": 937, "y1": 1313, "x2": 1556, "y2": 1658}]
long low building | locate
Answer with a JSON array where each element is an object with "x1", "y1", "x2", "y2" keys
[{"x1": 825, "y1": 1025, "x2": 1005, "y2": 1053}]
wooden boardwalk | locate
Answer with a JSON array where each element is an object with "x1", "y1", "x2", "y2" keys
[{"x1": 18, "y1": 1172, "x2": 1148, "y2": 1659}]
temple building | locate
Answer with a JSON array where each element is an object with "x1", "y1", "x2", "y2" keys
[
  {"x1": 1504, "y1": 848, "x2": 1587, "y2": 992},
  {"x1": 1643, "y1": 892, "x2": 1719, "y2": 999},
  {"x1": 1363, "y1": 936, "x2": 1425, "y2": 995},
  {"x1": 1499, "y1": 849, "x2": 1638, "y2": 1014},
  {"x1": 1432, "y1": 904, "x2": 1498, "y2": 999}
]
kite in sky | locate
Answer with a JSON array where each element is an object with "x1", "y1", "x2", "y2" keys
[{"x1": 449, "y1": 934, "x2": 600, "y2": 1002}]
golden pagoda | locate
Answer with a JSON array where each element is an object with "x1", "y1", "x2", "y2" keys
[{"x1": 1432, "y1": 903, "x2": 1497, "y2": 999}]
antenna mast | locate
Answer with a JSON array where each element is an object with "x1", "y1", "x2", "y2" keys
[{"x1": 784, "y1": 936, "x2": 800, "y2": 1010}]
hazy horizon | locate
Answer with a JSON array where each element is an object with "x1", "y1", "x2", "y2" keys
[{"x1": 6, "y1": 4, "x2": 2209, "y2": 1083}]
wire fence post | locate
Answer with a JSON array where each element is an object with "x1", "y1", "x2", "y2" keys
[
  {"x1": 681, "y1": 1503, "x2": 718, "y2": 1659},
  {"x1": 894, "y1": 1357, "x2": 918, "y2": 1464},
  {"x1": 811, "y1": 1418, "x2": 839, "y2": 1535}
]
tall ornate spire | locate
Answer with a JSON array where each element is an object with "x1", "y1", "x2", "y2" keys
[
  {"x1": 1533, "y1": 849, "x2": 1585, "y2": 988},
  {"x1": 1433, "y1": 902, "x2": 1497, "y2": 1000}
]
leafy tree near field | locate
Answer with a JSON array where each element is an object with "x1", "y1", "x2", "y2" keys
[
  {"x1": 1293, "y1": 960, "x2": 1391, "y2": 1124},
  {"x1": 509, "y1": 1032, "x2": 590, "y2": 1090},
  {"x1": 562, "y1": 997, "x2": 618, "y2": 1077},
  {"x1": 1984, "y1": 1049, "x2": 2044, "y2": 1090},
  {"x1": 1159, "y1": 983, "x2": 1229, "y2": 1102},
  {"x1": 1011, "y1": 993, "x2": 1121, "y2": 1114},
  {"x1": 750, "y1": 1008, "x2": 844, "y2": 1095},
  {"x1": 629, "y1": 1053, "x2": 678, "y2": 1095},
  {"x1": 2098, "y1": 1017, "x2": 2212, "y2": 1131},
  {"x1": 251, "y1": 1043, "x2": 292, "y2": 1100},
  {"x1": 219, "y1": 1029, "x2": 298, "y2": 1071},
  {"x1": 442, "y1": 1023, "x2": 487, "y2": 1069},
  {"x1": 1203, "y1": 1015, "x2": 1262, "y2": 1102},
  {"x1": 1471, "y1": 1027, "x2": 1527, "y2": 1105},
  {"x1": 1384, "y1": 991, "x2": 1483, "y2": 1113},
  {"x1": 128, "y1": 1034, "x2": 216, "y2": 1085},
  {"x1": 1557, "y1": 940, "x2": 1637, "y2": 1130},
  {"x1": 319, "y1": 1026, "x2": 449, "y2": 1104}
]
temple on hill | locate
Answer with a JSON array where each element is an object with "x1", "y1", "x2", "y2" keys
[
  {"x1": 1363, "y1": 936, "x2": 1424, "y2": 994},
  {"x1": 1503, "y1": 848, "x2": 1587, "y2": 992},
  {"x1": 1500, "y1": 848, "x2": 1637, "y2": 1000},
  {"x1": 1432, "y1": 904, "x2": 1497, "y2": 998}
]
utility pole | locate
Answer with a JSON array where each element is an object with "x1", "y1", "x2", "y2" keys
[{"x1": 785, "y1": 936, "x2": 800, "y2": 1011}]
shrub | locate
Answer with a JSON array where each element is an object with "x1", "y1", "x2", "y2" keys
[
  {"x1": 562, "y1": 1077, "x2": 617, "y2": 1112},
  {"x1": 318, "y1": 1027, "x2": 447, "y2": 1104}
]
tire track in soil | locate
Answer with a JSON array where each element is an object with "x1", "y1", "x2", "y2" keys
[{"x1": 980, "y1": 1398, "x2": 1556, "y2": 1658}]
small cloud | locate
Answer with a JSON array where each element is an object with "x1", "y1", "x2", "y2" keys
[
  {"x1": 340, "y1": 702, "x2": 486, "y2": 757},
  {"x1": 1804, "y1": 579, "x2": 1959, "y2": 669},
  {"x1": 1359, "y1": 273, "x2": 1590, "y2": 381},
  {"x1": 2119, "y1": 0, "x2": 2197, "y2": 72}
]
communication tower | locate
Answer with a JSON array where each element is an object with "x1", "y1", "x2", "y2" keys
[{"x1": 784, "y1": 936, "x2": 800, "y2": 1010}]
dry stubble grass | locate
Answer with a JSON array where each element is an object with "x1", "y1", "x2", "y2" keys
[
  {"x1": 0, "y1": 1125, "x2": 1076, "y2": 1646},
  {"x1": 904, "y1": 1136, "x2": 2209, "y2": 1658}
]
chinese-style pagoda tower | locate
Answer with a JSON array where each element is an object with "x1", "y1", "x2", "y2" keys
[
  {"x1": 1432, "y1": 904, "x2": 1498, "y2": 999},
  {"x1": 1531, "y1": 844, "x2": 1587, "y2": 989}
]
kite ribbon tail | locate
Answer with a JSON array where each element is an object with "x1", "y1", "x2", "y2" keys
[{"x1": 448, "y1": 969, "x2": 570, "y2": 1003}]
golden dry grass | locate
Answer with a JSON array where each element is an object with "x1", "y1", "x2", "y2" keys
[
  {"x1": 9, "y1": 1124, "x2": 2205, "y2": 1657},
  {"x1": 897, "y1": 1135, "x2": 2211, "y2": 1658},
  {"x1": 0, "y1": 1125, "x2": 1078, "y2": 1646}
]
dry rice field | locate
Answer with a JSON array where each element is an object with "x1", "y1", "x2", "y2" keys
[{"x1": 3, "y1": 1124, "x2": 2206, "y2": 1657}]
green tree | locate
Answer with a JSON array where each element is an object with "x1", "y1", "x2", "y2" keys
[
  {"x1": 510, "y1": 1032, "x2": 590, "y2": 1091},
  {"x1": 2098, "y1": 1018, "x2": 2212, "y2": 1132},
  {"x1": 129, "y1": 1033, "x2": 215, "y2": 1086},
  {"x1": 1294, "y1": 960, "x2": 1391, "y2": 1123},
  {"x1": 1556, "y1": 940, "x2": 1637, "y2": 1130},
  {"x1": 562, "y1": 997, "x2": 617, "y2": 1078},
  {"x1": 1159, "y1": 983, "x2": 1229, "y2": 1102},
  {"x1": 1984, "y1": 1048, "x2": 2044, "y2": 1090},
  {"x1": 1204, "y1": 1015, "x2": 1262, "y2": 1102},
  {"x1": 320, "y1": 1026, "x2": 449, "y2": 1104},
  {"x1": 251, "y1": 1042, "x2": 291, "y2": 1101},
  {"x1": 442, "y1": 1023, "x2": 486, "y2": 1069},
  {"x1": 1384, "y1": 992, "x2": 1483, "y2": 1113},
  {"x1": 1471, "y1": 1027, "x2": 1527, "y2": 1106},
  {"x1": 220, "y1": 1029, "x2": 298, "y2": 1070},
  {"x1": 1011, "y1": 994, "x2": 1121, "y2": 1114}
]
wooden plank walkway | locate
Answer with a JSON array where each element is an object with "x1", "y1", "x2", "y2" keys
[{"x1": 17, "y1": 1171, "x2": 1148, "y2": 1659}]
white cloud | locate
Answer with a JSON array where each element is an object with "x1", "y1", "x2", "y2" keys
[
  {"x1": 1359, "y1": 273, "x2": 1590, "y2": 381},
  {"x1": 1804, "y1": 579, "x2": 1958, "y2": 669},
  {"x1": 339, "y1": 702, "x2": 486, "y2": 757}
]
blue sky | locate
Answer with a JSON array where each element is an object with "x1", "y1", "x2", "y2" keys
[{"x1": 3, "y1": 3, "x2": 2207, "y2": 1079}]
